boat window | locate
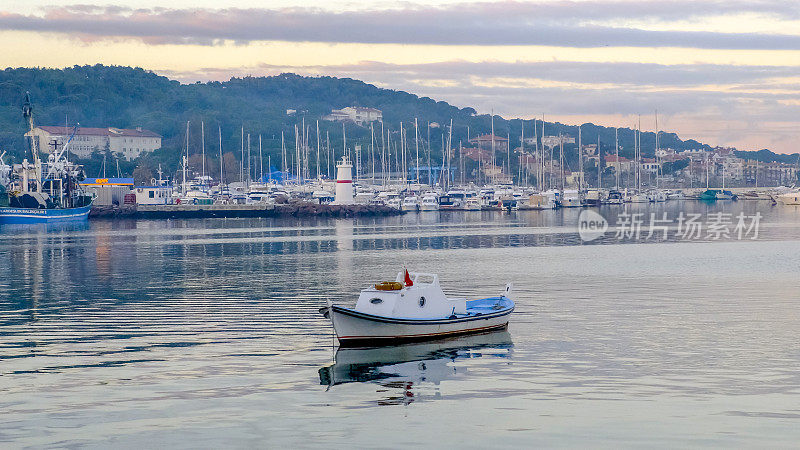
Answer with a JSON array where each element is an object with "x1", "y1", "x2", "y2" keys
[
  {"x1": 369, "y1": 298, "x2": 383, "y2": 304},
  {"x1": 418, "y1": 296, "x2": 426, "y2": 307},
  {"x1": 149, "y1": 191, "x2": 154, "y2": 198}
]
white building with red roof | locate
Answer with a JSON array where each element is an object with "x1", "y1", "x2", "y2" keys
[{"x1": 25, "y1": 126, "x2": 162, "y2": 161}]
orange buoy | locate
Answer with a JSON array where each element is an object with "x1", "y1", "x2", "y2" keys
[{"x1": 374, "y1": 281, "x2": 403, "y2": 291}]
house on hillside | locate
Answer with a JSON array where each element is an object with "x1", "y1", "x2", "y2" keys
[
  {"x1": 25, "y1": 126, "x2": 162, "y2": 161},
  {"x1": 323, "y1": 107, "x2": 382, "y2": 126},
  {"x1": 541, "y1": 135, "x2": 575, "y2": 149},
  {"x1": 605, "y1": 155, "x2": 633, "y2": 174},
  {"x1": 468, "y1": 134, "x2": 509, "y2": 154}
]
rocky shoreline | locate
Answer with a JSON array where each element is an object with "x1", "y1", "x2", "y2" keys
[{"x1": 89, "y1": 202, "x2": 404, "y2": 219}]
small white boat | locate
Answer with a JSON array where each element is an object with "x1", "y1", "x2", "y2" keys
[{"x1": 321, "y1": 271, "x2": 515, "y2": 347}]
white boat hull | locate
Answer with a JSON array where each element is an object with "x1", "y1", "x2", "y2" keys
[{"x1": 324, "y1": 303, "x2": 513, "y2": 347}]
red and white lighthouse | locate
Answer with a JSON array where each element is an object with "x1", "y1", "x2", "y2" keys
[{"x1": 333, "y1": 156, "x2": 354, "y2": 205}]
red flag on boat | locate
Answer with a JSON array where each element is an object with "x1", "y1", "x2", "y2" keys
[{"x1": 404, "y1": 269, "x2": 413, "y2": 287}]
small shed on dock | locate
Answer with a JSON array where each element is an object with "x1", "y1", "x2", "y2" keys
[{"x1": 80, "y1": 178, "x2": 134, "y2": 206}]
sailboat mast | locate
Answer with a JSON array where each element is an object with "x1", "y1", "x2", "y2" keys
[
  {"x1": 491, "y1": 112, "x2": 495, "y2": 185},
  {"x1": 381, "y1": 120, "x2": 387, "y2": 186},
  {"x1": 281, "y1": 130, "x2": 286, "y2": 175},
  {"x1": 342, "y1": 122, "x2": 347, "y2": 161},
  {"x1": 201, "y1": 120, "x2": 205, "y2": 185},
  {"x1": 326, "y1": 130, "x2": 331, "y2": 178},
  {"x1": 506, "y1": 130, "x2": 510, "y2": 183},
  {"x1": 578, "y1": 126, "x2": 583, "y2": 191},
  {"x1": 447, "y1": 119, "x2": 453, "y2": 189},
  {"x1": 615, "y1": 127, "x2": 619, "y2": 190},
  {"x1": 370, "y1": 123, "x2": 375, "y2": 185},
  {"x1": 218, "y1": 125, "x2": 223, "y2": 185},
  {"x1": 415, "y1": 118, "x2": 420, "y2": 184},
  {"x1": 400, "y1": 122, "x2": 405, "y2": 186},
  {"x1": 559, "y1": 134, "x2": 564, "y2": 191},
  {"x1": 316, "y1": 120, "x2": 321, "y2": 179},
  {"x1": 655, "y1": 110, "x2": 659, "y2": 189},
  {"x1": 597, "y1": 135, "x2": 601, "y2": 188},
  {"x1": 520, "y1": 120, "x2": 524, "y2": 187},
  {"x1": 185, "y1": 120, "x2": 190, "y2": 194},
  {"x1": 259, "y1": 134, "x2": 263, "y2": 181},
  {"x1": 294, "y1": 124, "x2": 300, "y2": 184}
]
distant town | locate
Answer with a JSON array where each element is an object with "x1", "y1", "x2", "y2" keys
[{"x1": 24, "y1": 104, "x2": 799, "y2": 190}]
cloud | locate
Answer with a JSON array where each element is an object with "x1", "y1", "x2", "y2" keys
[
  {"x1": 164, "y1": 59, "x2": 800, "y2": 97},
  {"x1": 2, "y1": 2, "x2": 800, "y2": 49}
]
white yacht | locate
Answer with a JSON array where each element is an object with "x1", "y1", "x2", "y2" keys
[
  {"x1": 420, "y1": 193, "x2": 440, "y2": 211},
  {"x1": 401, "y1": 195, "x2": 420, "y2": 211}
]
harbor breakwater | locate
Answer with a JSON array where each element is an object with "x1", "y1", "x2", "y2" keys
[{"x1": 89, "y1": 202, "x2": 404, "y2": 219}]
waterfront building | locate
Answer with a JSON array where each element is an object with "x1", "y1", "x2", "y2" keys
[
  {"x1": 25, "y1": 126, "x2": 162, "y2": 161},
  {"x1": 80, "y1": 177, "x2": 134, "y2": 206}
]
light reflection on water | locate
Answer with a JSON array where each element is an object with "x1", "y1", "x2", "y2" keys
[{"x1": 1, "y1": 201, "x2": 800, "y2": 447}]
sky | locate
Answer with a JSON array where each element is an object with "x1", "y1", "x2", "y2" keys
[{"x1": 2, "y1": 1, "x2": 799, "y2": 153}]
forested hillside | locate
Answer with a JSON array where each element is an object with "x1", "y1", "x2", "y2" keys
[{"x1": 1, "y1": 65, "x2": 790, "y2": 182}]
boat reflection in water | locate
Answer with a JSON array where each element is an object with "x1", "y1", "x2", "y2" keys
[{"x1": 319, "y1": 330, "x2": 513, "y2": 404}]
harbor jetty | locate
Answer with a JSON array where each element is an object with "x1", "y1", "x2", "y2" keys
[{"x1": 89, "y1": 201, "x2": 403, "y2": 219}]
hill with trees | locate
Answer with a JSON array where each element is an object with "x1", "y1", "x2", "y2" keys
[{"x1": 0, "y1": 65, "x2": 794, "y2": 183}]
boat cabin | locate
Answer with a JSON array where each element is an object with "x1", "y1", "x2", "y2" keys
[
  {"x1": 134, "y1": 185, "x2": 174, "y2": 205},
  {"x1": 354, "y1": 272, "x2": 467, "y2": 319}
]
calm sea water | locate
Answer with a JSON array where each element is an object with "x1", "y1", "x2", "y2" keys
[{"x1": 2, "y1": 201, "x2": 800, "y2": 447}]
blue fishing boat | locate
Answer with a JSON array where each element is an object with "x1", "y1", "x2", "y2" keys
[
  {"x1": 0, "y1": 93, "x2": 93, "y2": 225},
  {"x1": 0, "y1": 204, "x2": 91, "y2": 224},
  {"x1": 321, "y1": 270, "x2": 515, "y2": 347}
]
